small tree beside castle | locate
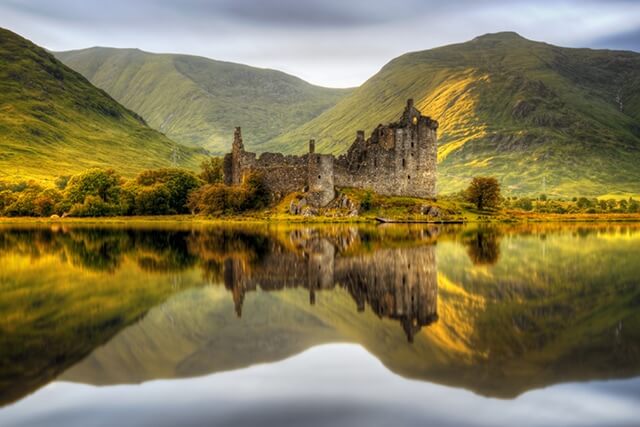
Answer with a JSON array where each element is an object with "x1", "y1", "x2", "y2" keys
[{"x1": 465, "y1": 177, "x2": 501, "y2": 210}]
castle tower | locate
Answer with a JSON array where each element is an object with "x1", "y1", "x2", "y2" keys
[
  {"x1": 224, "y1": 127, "x2": 250, "y2": 185},
  {"x1": 307, "y1": 140, "x2": 335, "y2": 207},
  {"x1": 394, "y1": 99, "x2": 438, "y2": 199}
]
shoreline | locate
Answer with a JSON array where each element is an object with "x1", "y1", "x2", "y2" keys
[{"x1": 1, "y1": 213, "x2": 640, "y2": 226}]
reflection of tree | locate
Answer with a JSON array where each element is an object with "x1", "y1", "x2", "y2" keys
[
  {"x1": 465, "y1": 228, "x2": 501, "y2": 265},
  {"x1": 133, "y1": 231, "x2": 198, "y2": 272},
  {"x1": 0, "y1": 226, "x2": 440, "y2": 342}
]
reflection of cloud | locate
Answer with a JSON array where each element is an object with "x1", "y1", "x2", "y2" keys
[{"x1": 4, "y1": 344, "x2": 639, "y2": 427}]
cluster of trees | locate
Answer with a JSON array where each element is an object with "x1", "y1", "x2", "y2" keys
[
  {"x1": 188, "y1": 171, "x2": 269, "y2": 215},
  {"x1": 0, "y1": 157, "x2": 269, "y2": 217},
  {"x1": 462, "y1": 177, "x2": 640, "y2": 214},
  {"x1": 503, "y1": 195, "x2": 640, "y2": 214}
]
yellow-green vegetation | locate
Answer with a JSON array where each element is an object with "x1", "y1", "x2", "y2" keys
[
  {"x1": 0, "y1": 223, "x2": 634, "y2": 399},
  {"x1": 266, "y1": 32, "x2": 640, "y2": 197},
  {"x1": 2, "y1": 164, "x2": 640, "y2": 222},
  {"x1": 55, "y1": 47, "x2": 352, "y2": 154},
  {"x1": 187, "y1": 171, "x2": 270, "y2": 215},
  {"x1": 0, "y1": 28, "x2": 204, "y2": 184},
  {"x1": 0, "y1": 227, "x2": 206, "y2": 405},
  {"x1": 0, "y1": 167, "x2": 203, "y2": 217}
]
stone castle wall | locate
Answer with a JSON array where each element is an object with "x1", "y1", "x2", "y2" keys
[{"x1": 223, "y1": 99, "x2": 438, "y2": 206}]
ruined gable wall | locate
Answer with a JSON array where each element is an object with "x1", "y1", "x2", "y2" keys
[{"x1": 334, "y1": 107, "x2": 437, "y2": 199}]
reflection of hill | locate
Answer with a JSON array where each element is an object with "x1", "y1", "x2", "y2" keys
[
  {"x1": 0, "y1": 252, "x2": 204, "y2": 407},
  {"x1": 1, "y1": 223, "x2": 640, "y2": 403}
]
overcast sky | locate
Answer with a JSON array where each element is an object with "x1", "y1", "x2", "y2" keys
[{"x1": 0, "y1": 0, "x2": 639, "y2": 87}]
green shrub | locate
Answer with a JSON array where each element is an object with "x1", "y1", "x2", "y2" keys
[
  {"x1": 135, "y1": 168, "x2": 201, "y2": 214},
  {"x1": 187, "y1": 173, "x2": 267, "y2": 215},
  {"x1": 68, "y1": 196, "x2": 118, "y2": 217},
  {"x1": 34, "y1": 188, "x2": 63, "y2": 216},
  {"x1": 188, "y1": 184, "x2": 244, "y2": 215},
  {"x1": 199, "y1": 157, "x2": 224, "y2": 184},
  {"x1": 514, "y1": 197, "x2": 533, "y2": 211},
  {"x1": 0, "y1": 190, "x2": 17, "y2": 214},
  {"x1": 134, "y1": 184, "x2": 172, "y2": 215},
  {"x1": 65, "y1": 169, "x2": 122, "y2": 205},
  {"x1": 576, "y1": 197, "x2": 593, "y2": 210},
  {"x1": 360, "y1": 191, "x2": 373, "y2": 212},
  {"x1": 243, "y1": 172, "x2": 269, "y2": 210},
  {"x1": 55, "y1": 175, "x2": 70, "y2": 190}
]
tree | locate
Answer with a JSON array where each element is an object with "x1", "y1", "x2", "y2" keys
[
  {"x1": 242, "y1": 172, "x2": 269, "y2": 210},
  {"x1": 465, "y1": 177, "x2": 501, "y2": 210},
  {"x1": 65, "y1": 169, "x2": 122, "y2": 205},
  {"x1": 135, "y1": 168, "x2": 202, "y2": 214},
  {"x1": 34, "y1": 188, "x2": 63, "y2": 216},
  {"x1": 199, "y1": 157, "x2": 224, "y2": 184},
  {"x1": 576, "y1": 197, "x2": 593, "y2": 210},
  {"x1": 134, "y1": 184, "x2": 172, "y2": 215},
  {"x1": 68, "y1": 196, "x2": 117, "y2": 217},
  {"x1": 54, "y1": 175, "x2": 70, "y2": 190}
]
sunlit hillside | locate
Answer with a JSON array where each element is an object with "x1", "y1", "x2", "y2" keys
[
  {"x1": 267, "y1": 32, "x2": 640, "y2": 197},
  {"x1": 0, "y1": 28, "x2": 204, "y2": 184}
]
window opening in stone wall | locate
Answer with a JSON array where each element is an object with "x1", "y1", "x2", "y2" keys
[{"x1": 402, "y1": 158, "x2": 406, "y2": 168}]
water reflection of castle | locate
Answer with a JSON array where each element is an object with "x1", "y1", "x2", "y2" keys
[{"x1": 223, "y1": 232, "x2": 438, "y2": 342}]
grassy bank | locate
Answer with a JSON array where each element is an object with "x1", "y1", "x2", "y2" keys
[{"x1": 2, "y1": 211, "x2": 640, "y2": 226}]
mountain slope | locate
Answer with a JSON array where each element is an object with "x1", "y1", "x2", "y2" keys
[
  {"x1": 55, "y1": 47, "x2": 351, "y2": 154},
  {"x1": 267, "y1": 32, "x2": 640, "y2": 196},
  {"x1": 0, "y1": 28, "x2": 203, "y2": 183}
]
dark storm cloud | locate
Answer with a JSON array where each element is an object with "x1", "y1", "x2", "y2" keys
[
  {"x1": 0, "y1": 0, "x2": 638, "y2": 87},
  {"x1": 212, "y1": 0, "x2": 401, "y2": 27}
]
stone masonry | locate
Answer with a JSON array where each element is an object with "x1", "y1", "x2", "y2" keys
[{"x1": 223, "y1": 99, "x2": 438, "y2": 207}]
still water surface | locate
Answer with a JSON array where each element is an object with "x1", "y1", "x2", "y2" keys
[{"x1": 0, "y1": 223, "x2": 639, "y2": 426}]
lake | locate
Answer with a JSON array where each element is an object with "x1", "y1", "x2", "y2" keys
[{"x1": 0, "y1": 223, "x2": 639, "y2": 427}]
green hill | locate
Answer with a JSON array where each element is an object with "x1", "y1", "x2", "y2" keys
[
  {"x1": 266, "y1": 32, "x2": 640, "y2": 197},
  {"x1": 55, "y1": 47, "x2": 351, "y2": 154},
  {"x1": 0, "y1": 28, "x2": 204, "y2": 183}
]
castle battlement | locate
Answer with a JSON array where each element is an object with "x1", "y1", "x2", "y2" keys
[{"x1": 223, "y1": 99, "x2": 438, "y2": 206}]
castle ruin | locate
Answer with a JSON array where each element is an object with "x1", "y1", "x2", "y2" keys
[{"x1": 224, "y1": 99, "x2": 438, "y2": 206}]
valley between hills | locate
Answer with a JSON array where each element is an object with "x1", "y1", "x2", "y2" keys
[{"x1": 1, "y1": 27, "x2": 640, "y2": 221}]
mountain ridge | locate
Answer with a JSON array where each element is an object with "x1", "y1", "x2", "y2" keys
[
  {"x1": 0, "y1": 27, "x2": 204, "y2": 182},
  {"x1": 55, "y1": 47, "x2": 352, "y2": 154},
  {"x1": 266, "y1": 32, "x2": 640, "y2": 196}
]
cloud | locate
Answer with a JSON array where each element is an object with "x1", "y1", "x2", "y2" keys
[
  {"x1": 0, "y1": 0, "x2": 638, "y2": 87},
  {"x1": 592, "y1": 27, "x2": 640, "y2": 52}
]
